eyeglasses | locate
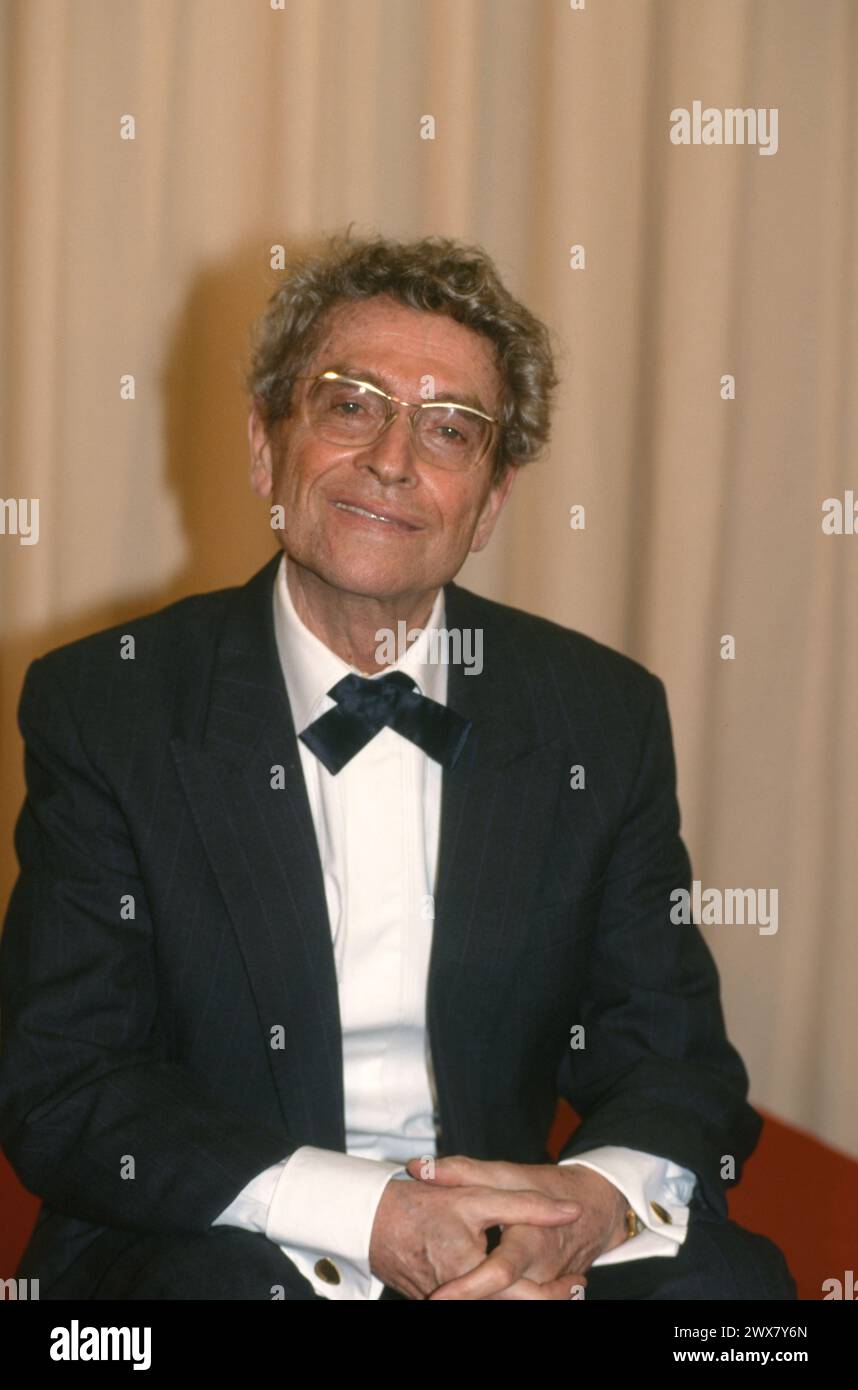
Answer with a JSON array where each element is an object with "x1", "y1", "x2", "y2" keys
[{"x1": 292, "y1": 371, "x2": 500, "y2": 472}]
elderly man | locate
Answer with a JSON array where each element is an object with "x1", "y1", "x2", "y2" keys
[{"x1": 0, "y1": 231, "x2": 795, "y2": 1300}]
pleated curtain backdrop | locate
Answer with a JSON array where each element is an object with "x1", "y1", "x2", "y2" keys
[{"x1": 1, "y1": 0, "x2": 856, "y2": 1160}]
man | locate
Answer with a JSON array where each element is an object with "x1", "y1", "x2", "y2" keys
[{"x1": 0, "y1": 231, "x2": 795, "y2": 1300}]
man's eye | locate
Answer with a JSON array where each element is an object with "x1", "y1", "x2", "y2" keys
[{"x1": 332, "y1": 399, "x2": 364, "y2": 415}]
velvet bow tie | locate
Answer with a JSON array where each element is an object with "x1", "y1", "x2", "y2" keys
[{"x1": 298, "y1": 670, "x2": 472, "y2": 775}]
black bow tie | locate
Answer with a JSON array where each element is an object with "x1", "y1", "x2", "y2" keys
[{"x1": 299, "y1": 671, "x2": 472, "y2": 775}]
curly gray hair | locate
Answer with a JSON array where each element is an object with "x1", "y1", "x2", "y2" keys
[{"x1": 243, "y1": 228, "x2": 559, "y2": 484}]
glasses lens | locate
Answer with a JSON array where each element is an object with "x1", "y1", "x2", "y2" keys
[
  {"x1": 416, "y1": 405, "x2": 491, "y2": 469},
  {"x1": 308, "y1": 377, "x2": 387, "y2": 443}
]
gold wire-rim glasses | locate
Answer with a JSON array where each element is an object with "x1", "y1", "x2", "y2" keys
[{"x1": 292, "y1": 370, "x2": 501, "y2": 471}]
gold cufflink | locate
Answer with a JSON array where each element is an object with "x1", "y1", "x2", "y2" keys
[
  {"x1": 314, "y1": 1257, "x2": 341, "y2": 1285},
  {"x1": 625, "y1": 1208, "x2": 644, "y2": 1239},
  {"x1": 650, "y1": 1201, "x2": 672, "y2": 1224}
]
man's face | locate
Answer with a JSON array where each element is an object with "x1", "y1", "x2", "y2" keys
[{"x1": 248, "y1": 295, "x2": 517, "y2": 605}]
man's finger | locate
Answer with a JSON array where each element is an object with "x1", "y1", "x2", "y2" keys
[
  {"x1": 405, "y1": 1154, "x2": 507, "y2": 1186},
  {"x1": 473, "y1": 1188, "x2": 582, "y2": 1229},
  {"x1": 487, "y1": 1274, "x2": 589, "y2": 1301},
  {"x1": 429, "y1": 1246, "x2": 524, "y2": 1300}
]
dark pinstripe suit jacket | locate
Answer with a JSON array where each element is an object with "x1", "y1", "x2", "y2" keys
[{"x1": 0, "y1": 552, "x2": 762, "y2": 1295}]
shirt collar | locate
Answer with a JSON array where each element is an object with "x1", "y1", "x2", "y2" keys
[{"x1": 272, "y1": 552, "x2": 448, "y2": 734}]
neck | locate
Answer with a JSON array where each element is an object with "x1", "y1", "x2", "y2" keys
[{"x1": 285, "y1": 554, "x2": 441, "y2": 674}]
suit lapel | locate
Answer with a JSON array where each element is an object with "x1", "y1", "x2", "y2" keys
[
  {"x1": 427, "y1": 581, "x2": 570, "y2": 1154},
  {"x1": 170, "y1": 553, "x2": 346, "y2": 1149}
]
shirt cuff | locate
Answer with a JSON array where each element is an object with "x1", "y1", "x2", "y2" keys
[
  {"x1": 265, "y1": 1147, "x2": 409, "y2": 1299},
  {"x1": 212, "y1": 1161, "x2": 284, "y2": 1234},
  {"x1": 557, "y1": 1145, "x2": 696, "y2": 1266}
]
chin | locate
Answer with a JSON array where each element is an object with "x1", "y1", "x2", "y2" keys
[
  {"x1": 290, "y1": 536, "x2": 441, "y2": 600},
  {"x1": 291, "y1": 553, "x2": 405, "y2": 598},
  {"x1": 332, "y1": 570, "x2": 419, "y2": 600}
]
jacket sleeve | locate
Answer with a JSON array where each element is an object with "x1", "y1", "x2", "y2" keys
[
  {"x1": 555, "y1": 673, "x2": 763, "y2": 1218},
  {"x1": 0, "y1": 656, "x2": 295, "y2": 1234}
]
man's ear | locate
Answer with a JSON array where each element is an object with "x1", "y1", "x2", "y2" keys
[
  {"x1": 248, "y1": 399, "x2": 275, "y2": 499},
  {"x1": 471, "y1": 461, "x2": 519, "y2": 553}
]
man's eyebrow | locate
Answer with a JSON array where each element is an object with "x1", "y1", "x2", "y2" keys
[{"x1": 323, "y1": 363, "x2": 494, "y2": 416}]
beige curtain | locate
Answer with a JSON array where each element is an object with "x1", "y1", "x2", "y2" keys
[{"x1": 1, "y1": 0, "x2": 855, "y2": 1158}]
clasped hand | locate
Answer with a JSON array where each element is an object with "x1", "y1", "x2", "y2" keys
[{"x1": 368, "y1": 1154, "x2": 629, "y2": 1300}]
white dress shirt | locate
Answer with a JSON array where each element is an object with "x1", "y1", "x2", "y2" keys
[{"x1": 213, "y1": 553, "x2": 696, "y2": 1298}]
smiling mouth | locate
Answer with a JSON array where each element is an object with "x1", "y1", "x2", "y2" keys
[{"x1": 330, "y1": 500, "x2": 420, "y2": 532}]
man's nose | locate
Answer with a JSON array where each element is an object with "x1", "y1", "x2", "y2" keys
[{"x1": 355, "y1": 411, "x2": 420, "y2": 482}]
